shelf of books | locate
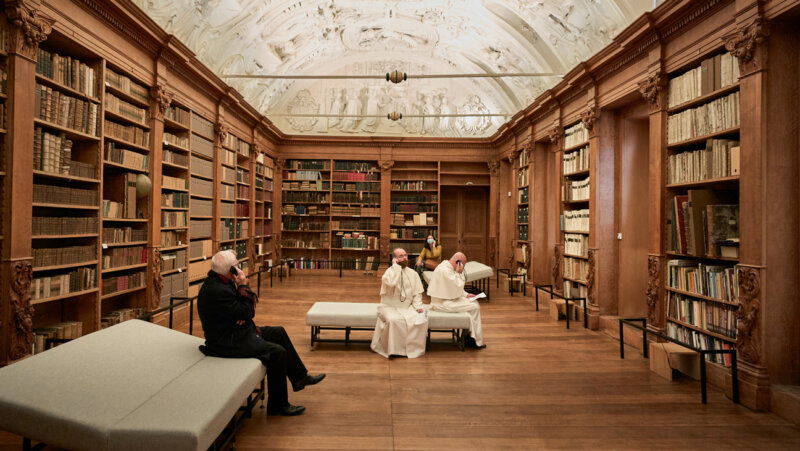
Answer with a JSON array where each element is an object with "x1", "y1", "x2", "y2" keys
[
  {"x1": 331, "y1": 160, "x2": 380, "y2": 271},
  {"x1": 30, "y1": 35, "x2": 103, "y2": 344},
  {"x1": 561, "y1": 121, "x2": 590, "y2": 304},
  {"x1": 100, "y1": 62, "x2": 151, "y2": 322},
  {"x1": 160, "y1": 101, "x2": 191, "y2": 307},
  {"x1": 254, "y1": 151, "x2": 274, "y2": 271},
  {"x1": 188, "y1": 111, "x2": 215, "y2": 297},
  {"x1": 390, "y1": 161, "x2": 439, "y2": 259},
  {"x1": 281, "y1": 159, "x2": 332, "y2": 269},
  {"x1": 515, "y1": 149, "x2": 530, "y2": 277},
  {"x1": 226, "y1": 132, "x2": 252, "y2": 274},
  {"x1": 664, "y1": 49, "x2": 741, "y2": 369}
]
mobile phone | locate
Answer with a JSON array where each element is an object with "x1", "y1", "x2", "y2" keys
[{"x1": 230, "y1": 266, "x2": 238, "y2": 276}]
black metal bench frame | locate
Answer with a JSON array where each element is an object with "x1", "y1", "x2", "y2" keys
[
  {"x1": 309, "y1": 323, "x2": 468, "y2": 352},
  {"x1": 496, "y1": 268, "x2": 526, "y2": 296},
  {"x1": 619, "y1": 317, "x2": 739, "y2": 405},
  {"x1": 534, "y1": 284, "x2": 587, "y2": 329}
]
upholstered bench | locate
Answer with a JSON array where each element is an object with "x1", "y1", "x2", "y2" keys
[
  {"x1": 305, "y1": 302, "x2": 472, "y2": 351},
  {"x1": 0, "y1": 320, "x2": 265, "y2": 451},
  {"x1": 422, "y1": 261, "x2": 493, "y2": 301}
]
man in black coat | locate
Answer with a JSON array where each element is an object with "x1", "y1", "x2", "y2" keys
[{"x1": 197, "y1": 250, "x2": 324, "y2": 416}]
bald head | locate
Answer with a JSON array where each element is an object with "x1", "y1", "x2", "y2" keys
[{"x1": 449, "y1": 252, "x2": 467, "y2": 271}]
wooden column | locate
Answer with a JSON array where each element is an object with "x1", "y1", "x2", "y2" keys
[
  {"x1": 487, "y1": 159, "x2": 500, "y2": 269},
  {"x1": 212, "y1": 122, "x2": 228, "y2": 253},
  {"x1": 1, "y1": 0, "x2": 52, "y2": 364},
  {"x1": 379, "y1": 158, "x2": 393, "y2": 261},
  {"x1": 147, "y1": 83, "x2": 171, "y2": 311},
  {"x1": 548, "y1": 124, "x2": 563, "y2": 291},
  {"x1": 273, "y1": 157, "x2": 284, "y2": 262},
  {"x1": 531, "y1": 140, "x2": 549, "y2": 286}
]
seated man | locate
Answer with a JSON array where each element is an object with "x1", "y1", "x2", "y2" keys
[
  {"x1": 197, "y1": 250, "x2": 325, "y2": 416},
  {"x1": 371, "y1": 248, "x2": 427, "y2": 358},
  {"x1": 426, "y1": 252, "x2": 486, "y2": 348}
]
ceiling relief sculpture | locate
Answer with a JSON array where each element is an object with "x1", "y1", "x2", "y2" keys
[{"x1": 134, "y1": 0, "x2": 650, "y2": 137}]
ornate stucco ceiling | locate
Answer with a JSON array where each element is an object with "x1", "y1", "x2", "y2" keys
[{"x1": 133, "y1": 0, "x2": 652, "y2": 137}]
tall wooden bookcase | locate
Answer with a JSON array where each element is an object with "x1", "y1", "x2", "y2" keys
[
  {"x1": 514, "y1": 149, "x2": 530, "y2": 278},
  {"x1": 389, "y1": 161, "x2": 439, "y2": 260},
  {"x1": 560, "y1": 121, "x2": 591, "y2": 306}
]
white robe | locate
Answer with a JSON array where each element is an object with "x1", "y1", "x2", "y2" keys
[
  {"x1": 427, "y1": 261, "x2": 484, "y2": 346},
  {"x1": 371, "y1": 264, "x2": 427, "y2": 358}
]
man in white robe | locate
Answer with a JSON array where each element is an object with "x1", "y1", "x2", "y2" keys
[
  {"x1": 371, "y1": 248, "x2": 428, "y2": 358},
  {"x1": 427, "y1": 252, "x2": 486, "y2": 348}
]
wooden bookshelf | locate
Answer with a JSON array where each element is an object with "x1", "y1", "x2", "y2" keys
[
  {"x1": 390, "y1": 161, "x2": 438, "y2": 257},
  {"x1": 560, "y1": 121, "x2": 590, "y2": 300},
  {"x1": 663, "y1": 49, "x2": 741, "y2": 369},
  {"x1": 515, "y1": 148, "x2": 530, "y2": 277}
]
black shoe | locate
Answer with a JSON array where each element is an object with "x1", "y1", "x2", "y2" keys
[
  {"x1": 464, "y1": 336, "x2": 487, "y2": 349},
  {"x1": 267, "y1": 404, "x2": 306, "y2": 416},
  {"x1": 292, "y1": 373, "x2": 326, "y2": 392}
]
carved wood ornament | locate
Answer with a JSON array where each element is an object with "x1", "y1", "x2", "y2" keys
[
  {"x1": 638, "y1": 71, "x2": 667, "y2": 112},
  {"x1": 586, "y1": 249, "x2": 596, "y2": 306},
  {"x1": 487, "y1": 237, "x2": 496, "y2": 267},
  {"x1": 507, "y1": 149, "x2": 521, "y2": 166},
  {"x1": 580, "y1": 107, "x2": 599, "y2": 132},
  {"x1": 9, "y1": 260, "x2": 34, "y2": 360},
  {"x1": 379, "y1": 234, "x2": 391, "y2": 255},
  {"x1": 487, "y1": 160, "x2": 500, "y2": 177},
  {"x1": 645, "y1": 255, "x2": 661, "y2": 325},
  {"x1": 214, "y1": 123, "x2": 230, "y2": 148},
  {"x1": 150, "y1": 85, "x2": 174, "y2": 121},
  {"x1": 5, "y1": 1, "x2": 53, "y2": 61},
  {"x1": 150, "y1": 248, "x2": 163, "y2": 311},
  {"x1": 380, "y1": 160, "x2": 394, "y2": 173},
  {"x1": 552, "y1": 244, "x2": 563, "y2": 288},
  {"x1": 548, "y1": 127, "x2": 561, "y2": 149},
  {"x1": 723, "y1": 18, "x2": 769, "y2": 77},
  {"x1": 736, "y1": 266, "x2": 761, "y2": 364},
  {"x1": 274, "y1": 158, "x2": 285, "y2": 171}
]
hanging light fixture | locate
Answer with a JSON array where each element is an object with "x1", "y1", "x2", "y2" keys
[
  {"x1": 387, "y1": 111, "x2": 403, "y2": 121},
  {"x1": 385, "y1": 70, "x2": 407, "y2": 84}
]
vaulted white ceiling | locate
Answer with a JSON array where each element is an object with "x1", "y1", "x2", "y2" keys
[{"x1": 134, "y1": 0, "x2": 652, "y2": 137}]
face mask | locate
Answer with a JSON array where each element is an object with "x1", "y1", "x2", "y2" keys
[
  {"x1": 427, "y1": 239, "x2": 434, "y2": 245},
  {"x1": 398, "y1": 260, "x2": 408, "y2": 269}
]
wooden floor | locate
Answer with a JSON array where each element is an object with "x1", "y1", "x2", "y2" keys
[{"x1": 3, "y1": 271, "x2": 800, "y2": 450}]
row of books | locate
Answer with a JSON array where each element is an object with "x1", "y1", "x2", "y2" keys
[
  {"x1": 162, "y1": 174, "x2": 187, "y2": 191},
  {"x1": 332, "y1": 172, "x2": 379, "y2": 181},
  {"x1": 255, "y1": 163, "x2": 275, "y2": 179},
  {"x1": 282, "y1": 220, "x2": 329, "y2": 231},
  {"x1": 282, "y1": 237, "x2": 329, "y2": 248},
  {"x1": 161, "y1": 211, "x2": 187, "y2": 228},
  {"x1": 563, "y1": 177, "x2": 590, "y2": 202},
  {"x1": 564, "y1": 233, "x2": 588, "y2": 257},
  {"x1": 221, "y1": 149, "x2": 236, "y2": 167},
  {"x1": 390, "y1": 228, "x2": 432, "y2": 239},
  {"x1": 563, "y1": 145, "x2": 589, "y2": 174},
  {"x1": 33, "y1": 244, "x2": 96, "y2": 268},
  {"x1": 31, "y1": 267, "x2": 97, "y2": 301},
  {"x1": 667, "y1": 139, "x2": 740, "y2": 185},
  {"x1": 105, "y1": 226, "x2": 147, "y2": 244},
  {"x1": 333, "y1": 192, "x2": 380, "y2": 204},
  {"x1": 564, "y1": 122, "x2": 589, "y2": 148},
  {"x1": 220, "y1": 219, "x2": 243, "y2": 241},
  {"x1": 334, "y1": 161, "x2": 376, "y2": 171},
  {"x1": 164, "y1": 132, "x2": 189, "y2": 149},
  {"x1": 391, "y1": 204, "x2": 438, "y2": 213},
  {"x1": 235, "y1": 242, "x2": 248, "y2": 260},
  {"x1": 564, "y1": 256, "x2": 588, "y2": 282},
  {"x1": 391, "y1": 212, "x2": 436, "y2": 226},
  {"x1": 517, "y1": 167, "x2": 529, "y2": 187},
  {"x1": 220, "y1": 202, "x2": 235, "y2": 217},
  {"x1": 284, "y1": 192, "x2": 329, "y2": 203},
  {"x1": 189, "y1": 220, "x2": 212, "y2": 240},
  {"x1": 518, "y1": 187, "x2": 529, "y2": 204},
  {"x1": 333, "y1": 232, "x2": 379, "y2": 250},
  {"x1": 106, "y1": 120, "x2": 151, "y2": 147},
  {"x1": 667, "y1": 190, "x2": 739, "y2": 257},
  {"x1": 392, "y1": 194, "x2": 437, "y2": 203},
  {"x1": 165, "y1": 105, "x2": 190, "y2": 127},
  {"x1": 668, "y1": 52, "x2": 739, "y2": 108},
  {"x1": 36, "y1": 48, "x2": 98, "y2": 99},
  {"x1": 518, "y1": 224, "x2": 528, "y2": 241},
  {"x1": 105, "y1": 68, "x2": 149, "y2": 104},
  {"x1": 161, "y1": 230, "x2": 184, "y2": 248},
  {"x1": 282, "y1": 204, "x2": 328, "y2": 216},
  {"x1": 104, "y1": 142, "x2": 148, "y2": 171},
  {"x1": 563, "y1": 280, "x2": 588, "y2": 300},
  {"x1": 287, "y1": 160, "x2": 329, "y2": 170},
  {"x1": 254, "y1": 204, "x2": 266, "y2": 217},
  {"x1": 35, "y1": 84, "x2": 99, "y2": 136},
  {"x1": 102, "y1": 245, "x2": 146, "y2": 270},
  {"x1": 253, "y1": 223, "x2": 272, "y2": 236},
  {"x1": 562, "y1": 209, "x2": 589, "y2": 232},
  {"x1": 667, "y1": 91, "x2": 740, "y2": 144},
  {"x1": 518, "y1": 206, "x2": 529, "y2": 224},
  {"x1": 32, "y1": 321, "x2": 84, "y2": 355},
  {"x1": 667, "y1": 292, "x2": 737, "y2": 339},
  {"x1": 235, "y1": 203, "x2": 249, "y2": 217},
  {"x1": 518, "y1": 149, "x2": 529, "y2": 167},
  {"x1": 331, "y1": 206, "x2": 380, "y2": 216},
  {"x1": 101, "y1": 308, "x2": 146, "y2": 330},
  {"x1": 33, "y1": 127, "x2": 74, "y2": 175},
  {"x1": 105, "y1": 93, "x2": 147, "y2": 124},
  {"x1": 392, "y1": 181, "x2": 432, "y2": 191},
  {"x1": 283, "y1": 170, "x2": 326, "y2": 181},
  {"x1": 189, "y1": 240, "x2": 212, "y2": 260},
  {"x1": 220, "y1": 184, "x2": 235, "y2": 200},
  {"x1": 102, "y1": 271, "x2": 145, "y2": 296},
  {"x1": 222, "y1": 133, "x2": 250, "y2": 155},
  {"x1": 236, "y1": 185, "x2": 250, "y2": 199},
  {"x1": 332, "y1": 219, "x2": 379, "y2": 230},
  {"x1": 163, "y1": 149, "x2": 188, "y2": 168},
  {"x1": 283, "y1": 180, "x2": 330, "y2": 191},
  {"x1": 162, "y1": 249, "x2": 187, "y2": 271},
  {"x1": 221, "y1": 166, "x2": 236, "y2": 184},
  {"x1": 162, "y1": 192, "x2": 188, "y2": 208},
  {"x1": 34, "y1": 183, "x2": 98, "y2": 206},
  {"x1": 192, "y1": 113, "x2": 214, "y2": 138},
  {"x1": 667, "y1": 260, "x2": 738, "y2": 302},
  {"x1": 237, "y1": 169, "x2": 251, "y2": 184},
  {"x1": 33, "y1": 216, "x2": 98, "y2": 236},
  {"x1": 666, "y1": 322, "x2": 734, "y2": 367}
]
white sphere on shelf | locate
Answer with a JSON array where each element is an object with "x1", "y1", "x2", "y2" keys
[{"x1": 136, "y1": 174, "x2": 152, "y2": 198}]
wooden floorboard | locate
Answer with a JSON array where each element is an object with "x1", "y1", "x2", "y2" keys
[{"x1": 1, "y1": 272, "x2": 799, "y2": 450}]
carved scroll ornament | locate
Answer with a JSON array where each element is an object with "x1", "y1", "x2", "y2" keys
[
  {"x1": 150, "y1": 85, "x2": 174, "y2": 121},
  {"x1": 723, "y1": 19, "x2": 770, "y2": 76},
  {"x1": 9, "y1": 260, "x2": 34, "y2": 360},
  {"x1": 548, "y1": 127, "x2": 561, "y2": 149},
  {"x1": 580, "y1": 107, "x2": 599, "y2": 132},
  {"x1": 380, "y1": 160, "x2": 394, "y2": 173},
  {"x1": 379, "y1": 234, "x2": 391, "y2": 254},
  {"x1": 5, "y1": 2, "x2": 53, "y2": 60},
  {"x1": 638, "y1": 72, "x2": 667, "y2": 112},
  {"x1": 645, "y1": 255, "x2": 661, "y2": 325},
  {"x1": 736, "y1": 266, "x2": 761, "y2": 364},
  {"x1": 487, "y1": 160, "x2": 500, "y2": 177},
  {"x1": 586, "y1": 249, "x2": 596, "y2": 306},
  {"x1": 214, "y1": 123, "x2": 230, "y2": 148},
  {"x1": 552, "y1": 244, "x2": 563, "y2": 288},
  {"x1": 150, "y1": 248, "x2": 163, "y2": 311}
]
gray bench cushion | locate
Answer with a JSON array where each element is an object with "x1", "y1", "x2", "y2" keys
[
  {"x1": 306, "y1": 302, "x2": 470, "y2": 330},
  {"x1": 0, "y1": 319, "x2": 264, "y2": 451}
]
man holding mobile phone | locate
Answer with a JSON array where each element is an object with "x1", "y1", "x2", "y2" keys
[
  {"x1": 426, "y1": 252, "x2": 486, "y2": 348},
  {"x1": 197, "y1": 250, "x2": 325, "y2": 417}
]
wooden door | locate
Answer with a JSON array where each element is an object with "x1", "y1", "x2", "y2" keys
[{"x1": 440, "y1": 187, "x2": 489, "y2": 263}]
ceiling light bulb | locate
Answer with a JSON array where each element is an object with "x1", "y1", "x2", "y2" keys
[{"x1": 385, "y1": 70, "x2": 407, "y2": 84}]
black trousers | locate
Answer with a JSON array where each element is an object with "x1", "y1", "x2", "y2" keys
[{"x1": 253, "y1": 326, "x2": 308, "y2": 409}]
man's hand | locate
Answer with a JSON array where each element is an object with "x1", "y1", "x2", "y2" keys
[
  {"x1": 455, "y1": 261, "x2": 464, "y2": 274},
  {"x1": 417, "y1": 308, "x2": 424, "y2": 313},
  {"x1": 392, "y1": 258, "x2": 397, "y2": 266},
  {"x1": 235, "y1": 320, "x2": 245, "y2": 326},
  {"x1": 415, "y1": 259, "x2": 422, "y2": 266},
  {"x1": 466, "y1": 293, "x2": 476, "y2": 299},
  {"x1": 232, "y1": 266, "x2": 247, "y2": 286}
]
